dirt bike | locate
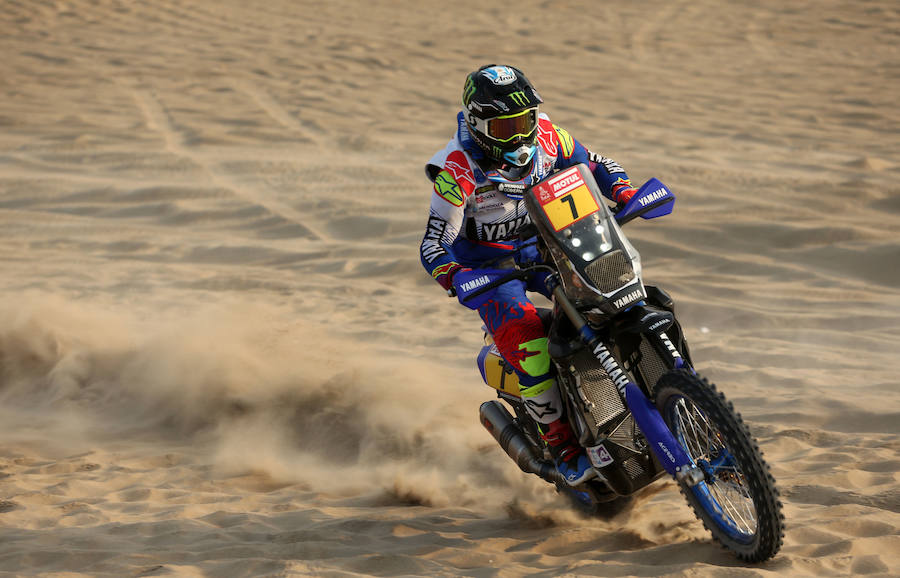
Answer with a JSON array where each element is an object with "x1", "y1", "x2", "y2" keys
[{"x1": 457, "y1": 164, "x2": 784, "y2": 562}]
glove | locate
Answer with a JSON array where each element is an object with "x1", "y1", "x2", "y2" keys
[
  {"x1": 432, "y1": 262, "x2": 469, "y2": 294},
  {"x1": 516, "y1": 242, "x2": 543, "y2": 268},
  {"x1": 612, "y1": 185, "x2": 638, "y2": 205}
]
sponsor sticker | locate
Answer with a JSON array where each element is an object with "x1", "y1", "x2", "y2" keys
[
  {"x1": 420, "y1": 217, "x2": 449, "y2": 263},
  {"x1": 658, "y1": 441, "x2": 676, "y2": 464},
  {"x1": 591, "y1": 342, "x2": 632, "y2": 395},
  {"x1": 587, "y1": 443, "x2": 614, "y2": 468},
  {"x1": 483, "y1": 65, "x2": 517, "y2": 85},
  {"x1": 459, "y1": 275, "x2": 491, "y2": 293},
  {"x1": 533, "y1": 168, "x2": 600, "y2": 232},
  {"x1": 430, "y1": 262, "x2": 458, "y2": 280},
  {"x1": 509, "y1": 91, "x2": 530, "y2": 106}
]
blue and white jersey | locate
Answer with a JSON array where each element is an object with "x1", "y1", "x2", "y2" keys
[{"x1": 421, "y1": 111, "x2": 635, "y2": 288}]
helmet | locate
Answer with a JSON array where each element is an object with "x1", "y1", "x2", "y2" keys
[{"x1": 462, "y1": 64, "x2": 543, "y2": 167}]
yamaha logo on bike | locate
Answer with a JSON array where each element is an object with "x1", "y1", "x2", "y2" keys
[
  {"x1": 659, "y1": 332, "x2": 682, "y2": 359},
  {"x1": 460, "y1": 275, "x2": 491, "y2": 293},
  {"x1": 639, "y1": 187, "x2": 669, "y2": 207},
  {"x1": 612, "y1": 289, "x2": 644, "y2": 310},
  {"x1": 591, "y1": 342, "x2": 631, "y2": 396}
]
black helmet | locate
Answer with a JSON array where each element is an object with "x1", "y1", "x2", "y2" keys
[{"x1": 462, "y1": 64, "x2": 543, "y2": 167}]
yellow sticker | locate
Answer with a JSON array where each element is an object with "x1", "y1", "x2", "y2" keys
[{"x1": 541, "y1": 183, "x2": 599, "y2": 231}]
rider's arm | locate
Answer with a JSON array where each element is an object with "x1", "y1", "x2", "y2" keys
[
  {"x1": 587, "y1": 150, "x2": 638, "y2": 205},
  {"x1": 552, "y1": 125, "x2": 638, "y2": 205},
  {"x1": 419, "y1": 170, "x2": 470, "y2": 292}
]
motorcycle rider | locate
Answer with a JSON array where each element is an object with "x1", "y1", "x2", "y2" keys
[{"x1": 419, "y1": 64, "x2": 639, "y2": 486}]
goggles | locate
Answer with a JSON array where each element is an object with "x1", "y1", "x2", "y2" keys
[{"x1": 470, "y1": 108, "x2": 539, "y2": 143}]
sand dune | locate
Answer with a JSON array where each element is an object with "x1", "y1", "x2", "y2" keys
[{"x1": 0, "y1": 0, "x2": 898, "y2": 576}]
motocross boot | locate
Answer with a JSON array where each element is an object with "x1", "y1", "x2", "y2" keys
[{"x1": 540, "y1": 418, "x2": 597, "y2": 486}]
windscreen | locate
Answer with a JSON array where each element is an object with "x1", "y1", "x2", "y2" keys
[{"x1": 526, "y1": 164, "x2": 645, "y2": 313}]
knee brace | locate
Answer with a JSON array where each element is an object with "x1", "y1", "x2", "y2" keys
[{"x1": 519, "y1": 376, "x2": 564, "y2": 424}]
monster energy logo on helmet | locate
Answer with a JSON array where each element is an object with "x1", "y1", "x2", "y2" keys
[
  {"x1": 461, "y1": 64, "x2": 544, "y2": 164},
  {"x1": 509, "y1": 91, "x2": 530, "y2": 106},
  {"x1": 462, "y1": 64, "x2": 542, "y2": 117},
  {"x1": 463, "y1": 76, "x2": 476, "y2": 107}
]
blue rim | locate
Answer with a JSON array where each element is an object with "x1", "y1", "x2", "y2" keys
[{"x1": 663, "y1": 394, "x2": 757, "y2": 544}]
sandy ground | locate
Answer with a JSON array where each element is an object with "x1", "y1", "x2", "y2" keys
[{"x1": 0, "y1": 0, "x2": 898, "y2": 576}]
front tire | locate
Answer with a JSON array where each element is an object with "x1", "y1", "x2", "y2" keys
[{"x1": 654, "y1": 369, "x2": 784, "y2": 562}]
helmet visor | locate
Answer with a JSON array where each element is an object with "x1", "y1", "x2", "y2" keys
[{"x1": 486, "y1": 108, "x2": 539, "y2": 143}]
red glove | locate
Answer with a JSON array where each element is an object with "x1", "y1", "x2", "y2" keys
[
  {"x1": 612, "y1": 184, "x2": 637, "y2": 205},
  {"x1": 432, "y1": 262, "x2": 470, "y2": 294}
]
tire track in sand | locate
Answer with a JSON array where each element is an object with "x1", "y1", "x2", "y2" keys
[
  {"x1": 234, "y1": 80, "x2": 327, "y2": 148},
  {"x1": 128, "y1": 85, "x2": 327, "y2": 241}
]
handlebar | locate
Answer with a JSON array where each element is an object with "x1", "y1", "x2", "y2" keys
[{"x1": 459, "y1": 265, "x2": 556, "y2": 303}]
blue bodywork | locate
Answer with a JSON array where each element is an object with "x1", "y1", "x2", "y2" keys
[{"x1": 615, "y1": 178, "x2": 675, "y2": 224}]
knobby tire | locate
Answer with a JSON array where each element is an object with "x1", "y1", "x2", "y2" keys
[{"x1": 654, "y1": 369, "x2": 785, "y2": 562}]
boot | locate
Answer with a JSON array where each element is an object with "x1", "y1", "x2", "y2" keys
[{"x1": 540, "y1": 418, "x2": 597, "y2": 486}]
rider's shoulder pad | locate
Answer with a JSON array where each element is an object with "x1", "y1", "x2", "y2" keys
[{"x1": 432, "y1": 150, "x2": 477, "y2": 207}]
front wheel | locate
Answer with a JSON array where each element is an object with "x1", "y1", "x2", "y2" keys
[{"x1": 654, "y1": 369, "x2": 784, "y2": 562}]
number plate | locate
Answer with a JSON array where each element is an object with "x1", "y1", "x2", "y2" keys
[{"x1": 533, "y1": 167, "x2": 600, "y2": 231}]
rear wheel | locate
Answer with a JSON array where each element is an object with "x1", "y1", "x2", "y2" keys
[{"x1": 654, "y1": 369, "x2": 784, "y2": 562}]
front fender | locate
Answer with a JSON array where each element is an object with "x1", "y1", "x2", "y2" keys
[{"x1": 624, "y1": 381, "x2": 694, "y2": 476}]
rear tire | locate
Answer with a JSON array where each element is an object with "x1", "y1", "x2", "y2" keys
[{"x1": 654, "y1": 369, "x2": 784, "y2": 562}]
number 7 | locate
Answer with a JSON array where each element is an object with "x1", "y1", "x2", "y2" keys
[{"x1": 561, "y1": 194, "x2": 578, "y2": 219}]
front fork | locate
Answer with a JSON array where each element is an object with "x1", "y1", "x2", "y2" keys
[{"x1": 551, "y1": 284, "x2": 705, "y2": 487}]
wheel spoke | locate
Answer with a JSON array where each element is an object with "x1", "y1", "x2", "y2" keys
[
  {"x1": 712, "y1": 480, "x2": 756, "y2": 532},
  {"x1": 686, "y1": 402, "x2": 705, "y2": 455},
  {"x1": 668, "y1": 393, "x2": 758, "y2": 535},
  {"x1": 717, "y1": 488, "x2": 753, "y2": 532},
  {"x1": 676, "y1": 399, "x2": 705, "y2": 459},
  {"x1": 655, "y1": 372, "x2": 784, "y2": 560}
]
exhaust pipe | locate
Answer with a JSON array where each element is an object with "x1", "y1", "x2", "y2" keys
[{"x1": 479, "y1": 400, "x2": 566, "y2": 486}]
